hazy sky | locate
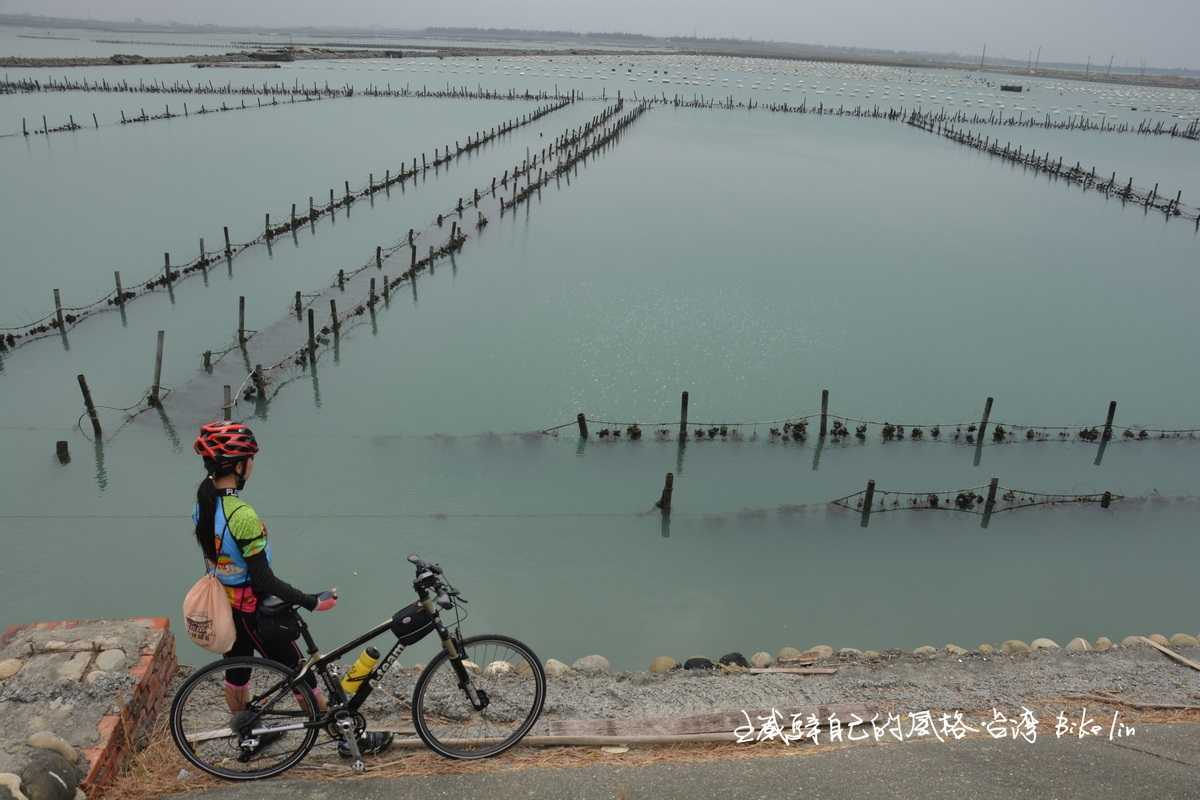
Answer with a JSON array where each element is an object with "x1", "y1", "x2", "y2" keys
[{"x1": 4, "y1": 0, "x2": 1198, "y2": 69}]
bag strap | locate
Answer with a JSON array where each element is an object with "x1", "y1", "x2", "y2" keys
[{"x1": 204, "y1": 500, "x2": 247, "y2": 576}]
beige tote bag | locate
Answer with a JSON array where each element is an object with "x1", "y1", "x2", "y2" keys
[
  {"x1": 183, "y1": 522, "x2": 236, "y2": 653},
  {"x1": 183, "y1": 573, "x2": 235, "y2": 653}
]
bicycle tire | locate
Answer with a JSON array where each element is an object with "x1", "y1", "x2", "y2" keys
[
  {"x1": 170, "y1": 656, "x2": 320, "y2": 781},
  {"x1": 411, "y1": 634, "x2": 546, "y2": 759}
]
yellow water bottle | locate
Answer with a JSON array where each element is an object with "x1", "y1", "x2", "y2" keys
[{"x1": 340, "y1": 647, "x2": 380, "y2": 694}]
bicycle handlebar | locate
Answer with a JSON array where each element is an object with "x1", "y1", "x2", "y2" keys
[{"x1": 409, "y1": 554, "x2": 454, "y2": 609}]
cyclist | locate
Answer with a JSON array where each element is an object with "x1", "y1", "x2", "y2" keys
[{"x1": 191, "y1": 421, "x2": 393, "y2": 758}]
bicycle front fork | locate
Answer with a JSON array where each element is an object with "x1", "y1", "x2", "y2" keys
[{"x1": 440, "y1": 628, "x2": 489, "y2": 712}]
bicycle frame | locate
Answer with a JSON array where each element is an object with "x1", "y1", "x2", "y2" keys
[{"x1": 243, "y1": 593, "x2": 479, "y2": 738}]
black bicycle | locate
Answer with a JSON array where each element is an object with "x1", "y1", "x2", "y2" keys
[{"x1": 170, "y1": 555, "x2": 546, "y2": 780}]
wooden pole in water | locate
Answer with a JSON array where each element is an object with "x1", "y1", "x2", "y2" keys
[
  {"x1": 679, "y1": 391, "x2": 689, "y2": 441},
  {"x1": 338, "y1": 269, "x2": 345, "y2": 290},
  {"x1": 1102, "y1": 401, "x2": 1117, "y2": 440},
  {"x1": 223, "y1": 385, "x2": 232, "y2": 420},
  {"x1": 383, "y1": 275, "x2": 390, "y2": 301},
  {"x1": 203, "y1": 351, "x2": 211, "y2": 371},
  {"x1": 56, "y1": 440, "x2": 71, "y2": 464},
  {"x1": 860, "y1": 480, "x2": 875, "y2": 528},
  {"x1": 265, "y1": 213, "x2": 271, "y2": 238},
  {"x1": 980, "y1": 477, "x2": 999, "y2": 528},
  {"x1": 307, "y1": 308, "x2": 316, "y2": 355},
  {"x1": 238, "y1": 296, "x2": 246, "y2": 344},
  {"x1": 820, "y1": 388, "x2": 829, "y2": 438},
  {"x1": 163, "y1": 253, "x2": 172, "y2": 284},
  {"x1": 252, "y1": 365, "x2": 266, "y2": 397},
  {"x1": 114, "y1": 272, "x2": 124, "y2": 305},
  {"x1": 223, "y1": 226, "x2": 231, "y2": 257},
  {"x1": 344, "y1": 180, "x2": 351, "y2": 203},
  {"x1": 376, "y1": 246, "x2": 382, "y2": 269},
  {"x1": 369, "y1": 278, "x2": 376, "y2": 306},
  {"x1": 77, "y1": 374, "x2": 102, "y2": 436},
  {"x1": 330, "y1": 299, "x2": 339, "y2": 331},
  {"x1": 576, "y1": 413, "x2": 589, "y2": 439},
  {"x1": 92, "y1": 113, "x2": 98, "y2": 129},
  {"x1": 149, "y1": 330, "x2": 164, "y2": 406},
  {"x1": 294, "y1": 291, "x2": 302, "y2": 318},
  {"x1": 978, "y1": 396, "x2": 994, "y2": 441},
  {"x1": 655, "y1": 472, "x2": 674, "y2": 514},
  {"x1": 53, "y1": 289, "x2": 65, "y2": 330}
]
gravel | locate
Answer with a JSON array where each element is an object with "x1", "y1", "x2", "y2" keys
[{"x1": 355, "y1": 645, "x2": 1200, "y2": 735}]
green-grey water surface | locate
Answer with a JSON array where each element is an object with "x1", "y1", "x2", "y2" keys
[{"x1": 2, "y1": 52, "x2": 1198, "y2": 669}]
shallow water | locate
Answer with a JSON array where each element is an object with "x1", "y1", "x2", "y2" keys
[{"x1": 2, "y1": 46, "x2": 1198, "y2": 669}]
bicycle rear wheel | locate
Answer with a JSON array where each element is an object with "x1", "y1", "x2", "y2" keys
[
  {"x1": 412, "y1": 634, "x2": 546, "y2": 759},
  {"x1": 170, "y1": 656, "x2": 319, "y2": 780}
]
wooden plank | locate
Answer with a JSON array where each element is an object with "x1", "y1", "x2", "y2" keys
[
  {"x1": 1140, "y1": 636, "x2": 1200, "y2": 672},
  {"x1": 748, "y1": 667, "x2": 838, "y2": 675},
  {"x1": 547, "y1": 703, "x2": 875, "y2": 737}
]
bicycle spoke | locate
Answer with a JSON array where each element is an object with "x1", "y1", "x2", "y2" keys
[
  {"x1": 172, "y1": 658, "x2": 318, "y2": 780},
  {"x1": 414, "y1": 636, "x2": 544, "y2": 758}
]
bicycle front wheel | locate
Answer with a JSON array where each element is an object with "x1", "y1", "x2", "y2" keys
[
  {"x1": 412, "y1": 634, "x2": 546, "y2": 759},
  {"x1": 170, "y1": 656, "x2": 319, "y2": 781}
]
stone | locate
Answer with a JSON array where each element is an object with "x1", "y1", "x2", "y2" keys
[
  {"x1": 1120, "y1": 635, "x2": 1148, "y2": 648},
  {"x1": 1094, "y1": 637, "x2": 1113, "y2": 651},
  {"x1": 862, "y1": 650, "x2": 881, "y2": 660},
  {"x1": 943, "y1": 644, "x2": 967, "y2": 656},
  {"x1": 75, "y1": 791, "x2": 87, "y2": 800},
  {"x1": 912, "y1": 645, "x2": 937, "y2": 658},
  {"x1": 0, "y1": 774, "x2": 24, "y2": 800},
  {"x1": 20, "y1": 750, "x2": 81, "y2": 800},
  {"x1": 683, "y1": 657, "x2": 715, "y2": 670},
  {"x1": 484, "y1": 661, "x2": 512, "y2": 676},
  {"x1": 544, "y1": 659, "x2": 571, "y2": 677},
  {"x1": 1066, "y1": 638, "x2": 1091, "y2": 652},
  {"x1": 93, "y1": 650, "x2": 125, "y2": 672},
  {"x1": 775, "y1": 647, "x2": 803, "y2": 662},
  {"x1": 0, "y1": 659, "x2": 22, "y2": 680},
  {"x1": 56, "y1": 653, "x2": 90, "y2": 683},
  {"x1": 460, "y1": 660, "x2": 481, "y2": 673},
  {"x1": 1169, "y1": 633, "x2": 1200, "y2": 647},
  {"x1": 513, "y1": 660, "x2": 533, "y2": 676},
  {"x1": 718, "y1": 652, "x2": 749, "y2": 668},
  {"x1": 750, "y1": 652, "x2": 772, "y2": 669},
  {"x1": 797, "y1": 645, "x2": 834, "y2": 661},
  {"x1": 1001, "y1": 640, "x2": 1030, "y2": 655},
  {"x1": 978, "y1": 644, "x2": 995, "y2": 655},
  {"x1": 1148, "y1": 634, "x2": 1170, "y2": 646},
  {"x1": 838, "y1": 648, "x2": 864, "y2": 660},
  {"x1": 1031, "y1": 638, "x2": 1060, "y2": 650},
  {"x1": 28, "y1": 733, "x2": 78, "y2": 764},
  {"x1": 571, "y1": 655, "x2": 610, "y2": 674},
  {"x1": 649, "y1": 656, "x2": 677, "y2": 674}
]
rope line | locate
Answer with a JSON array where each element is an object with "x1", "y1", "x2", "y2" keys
[{"x1": 0, "y1": 97, "x2": 575, "y2": 353}]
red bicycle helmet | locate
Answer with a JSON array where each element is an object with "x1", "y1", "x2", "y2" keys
[{"x1": 194, "y1": 421, "x2": 260, "y2": 463}]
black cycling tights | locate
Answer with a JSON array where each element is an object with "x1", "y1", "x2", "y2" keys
[{"x1": 224, "y1": 608, "x2": 317, "y2": 691}]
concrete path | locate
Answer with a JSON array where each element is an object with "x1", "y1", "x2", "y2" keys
[{"x1": 182, "y1": 723, "x2": 1200, "y2": 800}]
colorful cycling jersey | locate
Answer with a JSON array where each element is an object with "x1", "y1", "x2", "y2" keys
[{"x1": 191, "y1": 492, "x2": 272, "y2": 612}]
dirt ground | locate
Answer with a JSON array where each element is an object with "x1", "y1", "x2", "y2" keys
[{"x1": 102, "y1": 643, "x2": 1200, "y2": 799}]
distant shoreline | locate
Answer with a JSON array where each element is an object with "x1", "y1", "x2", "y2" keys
[{"x1": 2, "y1": 44, "x2": 1198, "y2": 92}]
